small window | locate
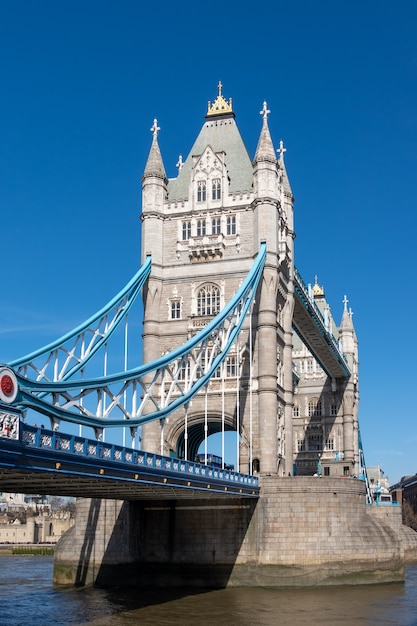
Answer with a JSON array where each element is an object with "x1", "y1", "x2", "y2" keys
[
  {"x1": 324, "y1": 466, "x2": 330, "y2": 477},
  {"x1": 293, "y1": 405, "x2": 300, "y2": 417},
  {"x1": 212, "y1": 217, "x2": 221, "y2": 235},
  {"x1": 197, "y1": 181, "x2": 206, "y2": 202},
  {"x1": 182, "y1": 221, "x2": 191, "y2": 240},
  {"x1": 343, "y1": 466, "x2": 350, "y2": 476},
  {"x1": 308, "y1": 434, "x2": 323, "y2": 451},
  {"x1": 170, "y1": 301, "x2": 181, "y2": 320},
  {"x1": 297, "y1": 439, "x2": 305, "y2": 452},
  {"x1": 308, "y1": 398, "x2": 322, "y2": 417},
  {"x1": 325, "y1": 437, "x2": 334, "y2": 450},
  {"x1": 307, "y1": 359, "x2": 314, "y2": 373},
  {"x1": 226, "y1": 355, "x2": 237, "y2": 377},
  {"x1": 226, "y1": 215, "x2": 236, "y2": 235},
  {"x1": 197, "y1": 219, "x2": 206, "y2": 237},
  {"x1": 212, "y1": 178, "x2": 221, "y2": 200},
  {"x1": 200, "y1": 355, "x2": 223, "y2": 378},
  {"x1": 330, "y1": 403, "x2": 338, "y2": 416}
]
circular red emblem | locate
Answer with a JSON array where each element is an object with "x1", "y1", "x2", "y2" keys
[
  {"x1": 0, "y1": 368, "x2": 18, "y2": 403},
  {"x1": 1, "y1": 374, "x2": 14, "y2": 397}
]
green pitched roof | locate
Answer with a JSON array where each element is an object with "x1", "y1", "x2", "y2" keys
[{"x1": 167, "y1": 117, "x2": 253, "y2": 201}]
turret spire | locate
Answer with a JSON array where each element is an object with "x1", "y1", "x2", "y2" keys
[
  {"x1": 143, "y1": 118, "x2": 167, "y2": 180},
  {"x1": 254, "y1": 100, "x2": 276, "y2": 162},
  {"x1": 339, "y1": 294, "x2": 356, "y2": 336},
  {"x1": 277, "y1": 138, "x2": 293, "y2": 197}
]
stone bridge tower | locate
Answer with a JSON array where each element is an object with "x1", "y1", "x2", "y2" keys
[{"x1": 140, "y1": 85, "x2": 295, "y2": 476}]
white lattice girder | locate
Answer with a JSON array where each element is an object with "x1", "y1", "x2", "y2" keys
[{"x1": 12, "y1": 246, "x2": 266, "y2": 430}]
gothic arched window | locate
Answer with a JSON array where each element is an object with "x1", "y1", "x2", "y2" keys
[
  {"x1": 212, "y1": 217, "x2": 221, "y2": 235},
  {"x1": 197, "y1": 181, "x2": 206, "y2": 202},
  {"x1": 197, "y1": 284, "x2": 220, "y2": 316},
  {"x1": 182, "y1": 221, "x2": 191, "y2": 240},
  {"x1": 197, "y1": 219, "x2": 206, "y2": 237},
  {"x1": 308, "y1": 398, "x2": 322, "y2": 417},
  {"x1": 226, "y1": 355, "x2": 237, "y2": 377},
  {"x1": 170, "y1": 300, "x2": 181, "y2": 319},
  {"x1": 226, "y1": 215, "x2": 236, "y2": 235},
  {"x1": 212, "y1": 178, "x2": 221, "y2": 200}
]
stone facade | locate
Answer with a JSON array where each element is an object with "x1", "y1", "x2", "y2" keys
[
  {"x1": 140, "y1": 85, "x2": 359, "y2": 479},
  {"x1": 140, "y1": 90, "x2": 294, "y2": 476}
]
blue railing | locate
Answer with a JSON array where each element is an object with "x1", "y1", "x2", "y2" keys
[{"x1": 20, "y1": 423, "x2": 259, "y2": 489}]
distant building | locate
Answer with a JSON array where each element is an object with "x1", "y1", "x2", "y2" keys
[
  {"x1": 1, "y1": 492, "x2": 26, "y2": 508},
  {"x1": 0, "y1": 492, "x2": 74, "y2": 543},
  {"x1": 366, "y1": 466, "x2": 392, "y2": 504},
  {"x1": 0, "y1": 511, "x2": 74, "y2": 544},
  {"x1": 390, "y1": 474, "x2": 417, "y2": 512}
]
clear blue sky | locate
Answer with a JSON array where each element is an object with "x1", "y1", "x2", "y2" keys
[{"x1": 1, "y1": 1, "x2": 416, "y2": 484}]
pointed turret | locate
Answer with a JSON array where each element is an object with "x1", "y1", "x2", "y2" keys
[
  {"x1": 143, "y1": 118, "x2": 167, "y2": 181},
  {"x1": 253, "y1": 101, "x2": 280, "y2": 255},
  {"x1": 141, "y1": 119, "x2": 167, "y2": 265},
  {"x1": 338, "y1": 295, "x2": 359, "y2": 474},
  {"x1": 252, "y1": 101, "x2": 279, "y2": 202},
  {"x1": 338, "y1": 295, "x2": 358, "y2": 370},
  {"x1": 277, "y1": 139, "x2": 293, "y2": 198},
  {"x1": 254, "y1": 102, "x2": 276, "y2": 163},
  {"x1": 339, "y1": 295, "x2": 356, "y2": 339}
]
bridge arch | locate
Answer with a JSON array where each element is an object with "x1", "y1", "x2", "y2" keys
[{"x1": 164, "y1": 409, "x2": 237, "y2": 463}]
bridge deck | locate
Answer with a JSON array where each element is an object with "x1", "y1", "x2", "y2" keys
[{"x1": 0, "y1": 420, "x2": 259, "y2": 500}]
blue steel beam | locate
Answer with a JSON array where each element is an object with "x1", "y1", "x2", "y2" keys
[
  {"x1": 9, "y1": 256, "x2": 152, "y2": 383},
  {"x1": 3, "y1": 245, "x2": 266, "y2": 431}
]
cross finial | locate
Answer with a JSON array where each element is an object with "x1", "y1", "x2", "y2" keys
[
  {"x1": 278, "y1": 139, "x2": 287, "y2": 160},
  {"x1": 343, "y1": 295, "x2": 349, "y2": 311},
  {"x1": 260, "y1": 101, "x2": 270, "y2": 120},
  {"x1": 218, "y1": 80, "x2": 223, "y2": 96},
  {"x1": 150, "y1": 118, "x2": 160, "y2": 138},
  {"x1": 176, "y1": 154, "x2": 183, "y2": 171}
]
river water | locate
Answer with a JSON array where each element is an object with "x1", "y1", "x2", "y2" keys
[{"x1": 2, "y1": 556, "x2": 417, "y2": 625}]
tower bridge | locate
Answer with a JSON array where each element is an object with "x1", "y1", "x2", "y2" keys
[{"x1": 1, "y1": 85, "x2": 413, "y2": 588}]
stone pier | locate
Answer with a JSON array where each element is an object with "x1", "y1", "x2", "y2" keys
[{"x1": 54, "y1": 477, "x2": 417, "y2": 588}]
